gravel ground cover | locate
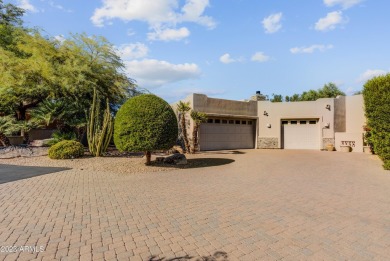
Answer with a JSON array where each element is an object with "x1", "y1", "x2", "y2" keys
[{"x1": 0, "y1": 148, "x2": 236, "y2": 174}]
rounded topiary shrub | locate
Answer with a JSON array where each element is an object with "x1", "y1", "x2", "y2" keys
[
  {"x1": 114, "y1": 94, "x2": 178, "y2": 164},
  {"x1": 48, "y1": 140, "x2": 84, "y2": 159}
]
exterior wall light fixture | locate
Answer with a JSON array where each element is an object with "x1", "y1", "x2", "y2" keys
[
  {"x1": 267, "y1": 123, "x2": 271, "y2": 128},
  {"x1": 326, "y1": 104, "x2": 331, "y2": 110},
  {"x1": 263, "y1": 111, "x2": 269, "y2": 116}
]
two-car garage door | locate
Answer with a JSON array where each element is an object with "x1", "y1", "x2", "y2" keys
[
  {"x1": 282, "y1": 119, "x2": 320, "y2": 150},
  {"x1": 199, "y1": 118, "x2": 256, "y2": 151}
]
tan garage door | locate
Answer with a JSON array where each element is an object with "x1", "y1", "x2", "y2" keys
[
  {"x1": 282, "y1": 120, "x2": 320, "y2": 150},
  {"x1": 199, "y1": 118, "x2": 255, "y2": 151}
]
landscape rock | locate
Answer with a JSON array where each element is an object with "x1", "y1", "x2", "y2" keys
[
  {"x1": 30, "y1": 139, "x2": 53, "y2": 147},
  {"x1": 168, "y1": 145, "x2": 184, "y2": 154},
  {"x1": 163, "y1": 153, "x2": 187, "y2": 165},
  {"x1": 155, "y1": 157, "x2": 165, "y2": 162}
]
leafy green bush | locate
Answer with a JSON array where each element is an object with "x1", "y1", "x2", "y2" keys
[
  {"x1": 363, "y1": 74, "x2": 390, "y2": 170},
  {"x1": 48, "y1": 131, "x2": 77, "y2": 146},
  {"x1": 114, "y1": 94, "x2": 178, "y2": 164},
  {"x1": 48, "y1": 140, "x2": 84, "y2": 159}
]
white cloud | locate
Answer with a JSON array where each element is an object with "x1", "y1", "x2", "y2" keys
[
  {"x1": 357, "y1": 69, "x2": 387, "y2": 83},
  {"x1": 124, "y1": 59, "x2": 201, "y2": 88},
  {"x1": 262, "y1": 12, "x2": 282, "y2": 34},
  {"x1": 219, "y1": 53, "x2": 236, "y2": 64},
  {"x1": 147, "y1": 27, "x2": 190, "y2": 41},
  {"x1": 17, "y1": 0, "x2": 38, "y2": 12},
  {"x1": 315, "y1": 11, "x2": 346, "y2": 31},
  {"x1": 324, "y1": 0, "x2": 363, "y2": 9},
  {"x1": 91, "y1": 0, "x2": 215, "y2": 41},
  {"x1": 180, "y1": 0, "x2": 215, "y2": 29},
  {"x1": 117, "y1": 43, "x2": 149, "y2": 59},
  {"x1": 290, "y1": 44, "x2": 334, "y2": 54},
  {"x1": 251, "y1": 52, "x2": 270, "y2": 62}
]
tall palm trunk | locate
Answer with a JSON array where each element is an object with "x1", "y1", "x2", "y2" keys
[
  {"x1": 191, "y1": 124, "x2": 199, "y2": 153},
  {"x1": 0, "y1": 132, "x2": 11, "y2": 147},
  {"x1": 180, "y1": 114, "x2": 190, "y2": 153}
]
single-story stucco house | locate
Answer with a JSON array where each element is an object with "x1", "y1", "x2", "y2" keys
[{"x1": 174, "y1": 92, "x2": 366, "y2": 152}]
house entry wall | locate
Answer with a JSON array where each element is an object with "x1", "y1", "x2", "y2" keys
[
  {"x1": 282, "y1": 119, "x2": 321, "y2": 150},
  {"x1": 199, "y1": 118, "x2": 256, "y2": 151}
]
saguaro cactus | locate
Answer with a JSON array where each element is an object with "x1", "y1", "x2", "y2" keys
[{"x1": 87, "y1": 89, "x2": 113, "y2": 157}]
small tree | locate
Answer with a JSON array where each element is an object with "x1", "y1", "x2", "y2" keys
[
  {"x1": 114, "y1": 94, "x2": 178, "y2": 165},
  {"x1": 190, "y1": 111, "x2": 207, "y2": 153},
  {"x1": 176, "y1": 101, "x2": 191, "y2": 153}
]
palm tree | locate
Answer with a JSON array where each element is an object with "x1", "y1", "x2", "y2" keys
[
  {"x1": 0, "y1": 115, "x2": 18, "y2": 147},
  {"x1": 190, "y1": 111, "x2": 207, "y2": 153},
  {"x1": 30, "y1": 98, "x2": 86, "y2": 134},
  {"x1": 17, "y1": 120, "x2": 38, "y2": 144},
  {"x1": 30, "y1": 99, "x2": 67, "y2": 128},
  {"x1": 177, "y1": 101, "x2": 191, "y2": 153}
]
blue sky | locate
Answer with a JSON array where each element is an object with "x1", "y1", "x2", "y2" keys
[{"x1": 9, "y1": 0, "x2": 390, "y2": 102}]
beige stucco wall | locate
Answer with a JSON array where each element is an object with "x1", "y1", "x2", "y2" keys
[
  {"x1": 335, "y1": 132, "x2": 364, "y2": 152},
  {"x1": 257, "y1": 98, "x2": 335, "y2": 148},
  {"x1": 345, "y1": 95, "x2": 365, "y2": 133},
  {"x1": 334, "y1": 95, "x2": 365, "y2": 152},
  {"x1": 192, "y1": 93, "x2": 257, "y2": 118},
  {"x1": 174, "y1": 93, "x2": 366, "y2": 152}
]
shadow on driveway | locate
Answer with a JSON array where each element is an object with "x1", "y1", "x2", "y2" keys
[
  {"x1": 150, "y1": 158, "x2": 235, "y2": 169},
  {"x1": 0, "y1": 164, "x2": 71, "y2": 184}
]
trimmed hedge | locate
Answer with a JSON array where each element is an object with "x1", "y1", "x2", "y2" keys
[
  {"x1": 363, "y1": 73, "x2": 390, "y2": 170},
  {"x1": 114, "y1": 94, "x2": 178, "y2": 153},
  {"x1": 48, "y1": 140, "x2": 84, "y2": 159}
]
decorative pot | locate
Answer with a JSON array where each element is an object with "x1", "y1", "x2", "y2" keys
[
  {"x1": 340, "y1": 145, "x2": 352, "y2": 152},
  {"x1": 363, "y1": 146, "x2": 372, "y2": 154},
  {"x1": 7, "y1": 136, "x2": 24, "y2": 146},
  {"x1": 326, "y1": 144, "x2": 334, "y2": 151}
]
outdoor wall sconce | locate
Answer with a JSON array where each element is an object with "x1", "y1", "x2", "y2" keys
[
  {"x1": 324, "y1": 122, "x2": 330, "y2": 128},
  {"x1": 263, "y1": 111, "x2": 268, "y2": 116},
  {"x1": 326, "y1": 104, "x2": 331, "y2": 110},
  {"x1": 267, "y1": 123, "x2": 271, "y2": 128}
]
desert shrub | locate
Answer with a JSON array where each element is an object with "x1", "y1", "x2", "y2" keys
[
  {"x1": 363, "y1": 73, "x2": 390, "y2": 170},
  {"x1": 48, "y1": 140, "x2": 84, "y2": 159},
  {"x1": 48, "y1": 131, "x2": 77, "y2": 146},
  {"x1": 114, "y1": 94, "x2": 178, "y2": 164}
]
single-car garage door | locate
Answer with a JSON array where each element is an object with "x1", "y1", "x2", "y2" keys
[
  {"x1": 200, "y1": 118, "x2": 256, "y2": 151},
  {"x1": 282, "y1": 119, "x2": 320, "y2": 150}
]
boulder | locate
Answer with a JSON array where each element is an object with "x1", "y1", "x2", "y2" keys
[
  {"x1": 163, "y1": 153, "x2": 187, "y2": 165},
  {"x1": 155, "y1": 157, "x2": 165, "y2": 162},
  {"x1": 168, "y1": 145, "x2": 184, "y2": 154},
  {"x1": 30, "y1": 139, "x2": 53, "y2": 147}
]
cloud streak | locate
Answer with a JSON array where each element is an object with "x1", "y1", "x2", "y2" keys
[
  {"x1": 323, "y1": 0, "x2": 363, "y2": 9},
  {"x1": 290, "y1": 44, "x2": 334, "y2": 54}
]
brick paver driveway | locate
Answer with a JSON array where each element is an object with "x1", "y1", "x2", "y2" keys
[{"x1": 1, "y1": 150, "x2": 389, "y2": 260}]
